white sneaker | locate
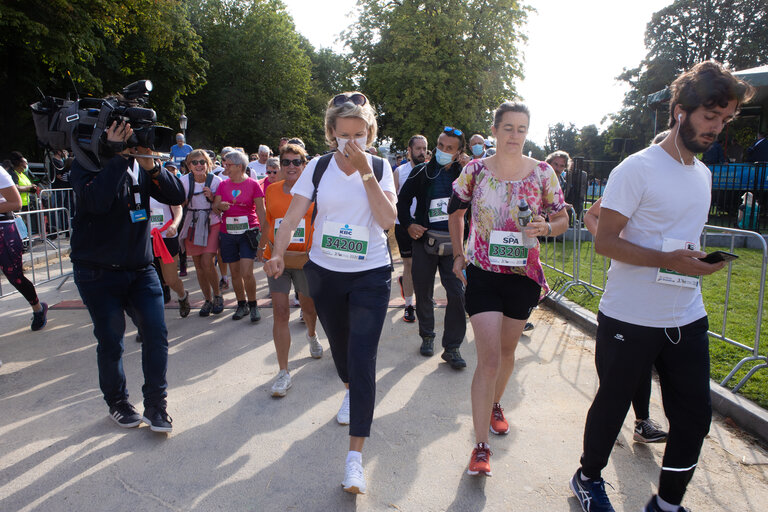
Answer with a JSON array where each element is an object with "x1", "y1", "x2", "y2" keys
[
  {"x1": 290, "y1": 296, "x2": 300, "y2": 307},
  {"x1": 342, "y1": 459, "x2": 366, "y2": 494},
  {"x1": 270, "y1": 369, "x2": 292, "y2": 397},
  {"x1": 337, "y1": 390, "x2": 350, "y2": 425},
  {"x1": 308, "y1": 333, "x2": 323, "y2": 359}
]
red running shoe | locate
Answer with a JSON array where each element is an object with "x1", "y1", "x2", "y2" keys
[
  {"x1": 490, "y1": 402, "x2": 510, "y2": 435},
  {"x1": 467, "y1": 442, "x2": 492, "y2": 476}
]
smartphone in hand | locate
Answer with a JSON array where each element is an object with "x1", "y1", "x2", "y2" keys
[{"x1": 698, "y1": 250, "x2": 738, "y2": 264}]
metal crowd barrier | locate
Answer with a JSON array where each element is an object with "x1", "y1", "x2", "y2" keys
[
  {"x1": 702, "y1": 226, "x2": 768, "y2": 392},
  {"x1": 0, "y1": 207, "x2": 72, "y2": 298},
  {"x1": 541, "y1": 216, "x2": 768, "y2": 393}
]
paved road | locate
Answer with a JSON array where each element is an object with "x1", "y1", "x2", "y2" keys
[{"x1": 1, "y1": 263, "x2": 767, "y2": 511}]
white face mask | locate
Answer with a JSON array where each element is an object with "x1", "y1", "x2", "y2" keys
[{"x1": 336, "y1": 136, "x2": 368, "y2": 154}]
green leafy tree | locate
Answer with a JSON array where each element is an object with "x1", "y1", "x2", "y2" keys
[
  {"x1": 183, "y1": 0, "x2": 318, "y2": 153},
  {"x1": 0, "y1": 0, "x2": 206, "y2": 156},
  {"x1": 344, "y1": 0, "x2": 530, "y2": 150},
  {"x1": 544, "y1": 122, "x2": 578, "y2": 156},
  {"x1": 607, "y1": 0, "x2": 768, "y2": 151}
]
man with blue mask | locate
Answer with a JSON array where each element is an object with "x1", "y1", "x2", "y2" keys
[
  {"x1": 397, "y1": 127, "x2": 467, "y2": 369},
  {"x1": 469, "y1": 133, "x2": 487, "y2": 159}
]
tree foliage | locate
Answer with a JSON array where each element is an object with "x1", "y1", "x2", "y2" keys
[
  {"x1": 343, "y1": 0, "x2": 530, "y2": 150},
  {"x1": 0, "y1": 0, "x2": 206, "y2": 156},
  {"x1": 609, "y1": 0, "x2": 768, "y2": 149}
]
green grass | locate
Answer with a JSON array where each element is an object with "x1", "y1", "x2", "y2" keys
[{"x1": 540, "y1": 239, "x2": 768, "y2": 410}]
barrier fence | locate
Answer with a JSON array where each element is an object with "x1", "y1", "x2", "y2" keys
[
  {"x1": 0, "y1": 206, "x2": 72, "y2": 298},
  {"x1": 541, "y1": 212, "x2": 768, "y2": 393}
]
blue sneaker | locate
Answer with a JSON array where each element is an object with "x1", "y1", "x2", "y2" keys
[
  {"x1": 569, "y1": 468, "x2": 615, "y2": 511},
  {"x1": 644, "y1": 495, "x2": 690, "y2": 512}
]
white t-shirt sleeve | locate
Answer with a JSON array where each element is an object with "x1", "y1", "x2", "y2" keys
[
  {"x1": 0, "y1": 166, "x2": 13, "y2": 189},
  {"x1": 600, "y1": 158, "x2": 645, "y2": 219},
  {"x1": 210, "y1": 174, "x2": 222, "y2": 193},
  {"x1": 291, "y1": 158, "x2": 318, "y2": 200}
]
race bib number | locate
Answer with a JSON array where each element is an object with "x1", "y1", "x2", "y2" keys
[
  {"x1": 150, "y1": 208, "x2": 166, "y2": 230},
  {"x1": 321, "y1": 221, "x2": 369, "y2": 260},
  {"x1": 488, "y1": 230, "x2": 528, "y2": 266},
  {"x1": 226, "y1": 215, "x2": 249, "y2": 235},
  {"x1": 656, "y1": 238, "x2": 699, "y2": 288},
  {"x1": 428, "y1": 197, "x2": 449, "y2": 223},
  {"x1": 275, "y1": 218, "x2": 306, "y2": 244},
  {"x1": 656, "y1": 238, "x2": 700, "y2": 289}
]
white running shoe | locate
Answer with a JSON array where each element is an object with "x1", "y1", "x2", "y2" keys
[
  {"x1": 308, "y1": 333, "x2": 323, "y2": 359},
  {"x1": 337, "y1": 390, "x2": 350, "y2": 425},
  {"x1": 270, "y1": 370, "x2": 292, "y2": 397},
  {"x1": 342, "y1": 459, "x2": 366, "y2": 494}
]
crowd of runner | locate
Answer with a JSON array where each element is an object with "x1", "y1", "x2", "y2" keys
[{"x1": 0, "y1": 60, "x2": 756, "y2": 512}]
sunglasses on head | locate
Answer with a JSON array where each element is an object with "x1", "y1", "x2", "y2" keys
[
  {"x1": 281, "y1": 158, "x2": 304, "y2": 167},
  {"x1": 332, "y1": 93, "x2": 368, "y2": 107},
  {"x1": 189, "y1": 159, "x2": 206, "y2": 166},
  {"x1": 444, "y1": 126, "x2": 463, "y2": 137}
]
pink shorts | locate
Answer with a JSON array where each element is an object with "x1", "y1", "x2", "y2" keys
[{"x1": 185, "y1": 222, "x2": 220, "y2": 257}]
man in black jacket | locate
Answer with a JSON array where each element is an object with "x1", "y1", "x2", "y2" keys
[
  {"x1": 397, "y1": 127, "x2": 467, "y2": 369},
  {"x1": 70, "y1": 121, "x2": 186, "y2": 433}
]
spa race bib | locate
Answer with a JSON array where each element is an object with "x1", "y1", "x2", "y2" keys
[
  {"x1": 488, "y1": 230, "x2": 527, "y2": 266},
  {"x1": 428, "y1": 197, "x2": 449, "y2": 223},
  {"x1": 226, "y1": 215, "x2": 249, "y2": 235},
  {"x1": 656, "y1": 238, "x2": 700, "y2": 289},
  {"x1": 275, "y1": 218, "x2": 306, "y2": 244},
  {"x1": 149, "y1": 208, "x2": 166, "y2": 230}
]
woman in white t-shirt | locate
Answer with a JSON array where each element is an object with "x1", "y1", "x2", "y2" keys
[
  {"x1": 180, "y1": 150, "x2": 225, "y2": 317},
  {"x1": 0, "y1": 165, "x2": 47, "y2": 330},
  {"x1": 264, "y1": 92, "x2": 397, "y2": 495},
  {"x1": 149, "y1": 195, "x2": 190, "y2": 318}
]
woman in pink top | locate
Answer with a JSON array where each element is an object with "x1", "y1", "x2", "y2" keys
[{"x1": 213, "y1": 151, "x2": 266, "y2": 322}]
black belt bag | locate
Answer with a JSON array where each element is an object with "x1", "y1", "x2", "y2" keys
[
  {"x1": 423, "y1": 229, "x2": 453, "y2": 256},
  {"x1": 244, "y1": 228, "x2": 261, "y2": 250}
]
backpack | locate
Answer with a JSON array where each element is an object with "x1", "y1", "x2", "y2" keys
[
  {"x1": 310, "y1": 152, "x2": 384, "y2": 222},
  {"x1": 187, "y1": 172, "x2": 215, "y2": 203}
]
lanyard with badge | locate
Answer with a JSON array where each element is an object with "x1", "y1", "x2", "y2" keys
[
  {"x1": 126, "y1": 160, "x2": 147, "y2": 223},
  {"x1": 321, "y1": 221, "x2": 369, "y2": 260},
  {"x1": 656, "y1": 238, "x2": 700, "y2": 288}
]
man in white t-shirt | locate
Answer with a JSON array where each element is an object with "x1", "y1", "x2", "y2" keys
[
  {"x1": 570, "y1": 62, "x2": 754, "y2": 512},
  {"x1": 247, "y1": 144, "x2": 271, "y2": 179},
  {"x1": 393, "y1": 135, "x2": 427, "y2": 323}
]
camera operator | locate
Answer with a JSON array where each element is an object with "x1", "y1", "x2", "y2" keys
[{"x1": 70, "y1": 120, "x2": 186, "y2": 433}]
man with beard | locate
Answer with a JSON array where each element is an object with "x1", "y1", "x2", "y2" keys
[
  {"x1": 398, "y1": 128, "x2": 466, "y2": 369},
  {"x1": 393, "y1": 135, "x2": 427, "y2": 323},
  {"x1": 570, "y1": 61, "x2": 753, "y2": 512}
]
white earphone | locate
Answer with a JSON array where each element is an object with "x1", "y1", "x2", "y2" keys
[{"x1": 674, "y1": 113, "x2": 686, "y2": 165}]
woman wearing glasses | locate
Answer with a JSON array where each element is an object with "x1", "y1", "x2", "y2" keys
[
  {"x1": 449, "y1": 102, "x2": 568, "y2": 476},
  {"x1": 213, "y1": 151, "x2": 267, "y2": 322},
  {"x1": 259, "y1": 157, "x2": 283, "y2": 193},
  {"x1": 180, "y1": 150, "x2": 225, "y2": 316},
  {"x1": 262, "y1": 143, "x2": 322, "y2": 397},
  {"x1": 265, "y1": 92, "x2": 396, "y2": 495}
]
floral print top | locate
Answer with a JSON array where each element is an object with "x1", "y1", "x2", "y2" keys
[{"x1": 452, "y1": 159, "x2": 566, "y2": 299}]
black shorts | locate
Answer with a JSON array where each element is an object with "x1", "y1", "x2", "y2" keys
[
  {"x1": 162, "y1": 236, "x2": 180, "y2": 258},
  {"x1": 394, "y1": 223, "x2": 413, "y2": 258},
  {"x1": 464, "y1": 264, "x2": 541, "y2": 320}
]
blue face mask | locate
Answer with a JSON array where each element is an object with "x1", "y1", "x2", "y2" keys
[
  {"x1": 435, "y1": 148, "x2": 454, "y2": 166},
  {"x1": 471, "y1": 144, "x2": 485, "y2": 157}
]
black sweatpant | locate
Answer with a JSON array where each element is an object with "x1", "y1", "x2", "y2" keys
[
  {"x1": 580, "y1": 312, "x2": 711, "y2": 505},
  {"x1": 0, "y1": 222, "x2": 39, "y2": 305},
  {"x1": 304, "y1": 260, "x2": 391, "y2": 438},
  {"x1": 410, "y1": 239, "x2": 466, "y2": 349}
]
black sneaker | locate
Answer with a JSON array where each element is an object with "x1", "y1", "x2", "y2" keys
[
  {"x1": 232, "y1": 302, "x2": 249, "y2": 320},
  {"x1": 178, "y1": 292, "x2": 191, "y2": 318},
  {"x1": 570, "y1": 469, "x2": 615, "y2": 512},
  {"x1": 212, "y1": 295, "x2": 224, "y2": 314},
  {"x1": 523, "y1": 322, "x2": 534, "y2": 332},
  {"x1": 199, "y1": 300, "x2": 213, "y2": 317},
  {"x1": 420, "y1": 335, "x2": 435, "y2": 356},
  {"x1": 31, "y1": 302, "x2": 48, "y2": 331},
  {"x1": 644, "y1": 495, "x2": 690, "y2": 512},
  {"x1": 634, "y1": 418, "x2": 668, "y2": 443},
  {"x1": 403, "y1": 305, "x2": 415, "y2": 323},
  {"x1": 249, "y1": 302, "x2": 261, "y2": 322},
  {"x1": 441, "y1": 348, "x2": 467, "y2": 369},
  {"x1": 142, "y1": 404, "x2": 173, "y2": 433},
  {"x1": 109, "y1": 401, "x2": 141, "y2": 428}
]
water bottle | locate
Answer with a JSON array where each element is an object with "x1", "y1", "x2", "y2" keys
[{"x1": 517, "y1": 198, "x2": 536, "y2": 248}]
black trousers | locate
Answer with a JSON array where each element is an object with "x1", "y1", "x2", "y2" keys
[
  {"x1": 410, "y1": 239, "x2": 466, "y2": 349},
  {"x1": 580, "y1": 312, "x2": 711, "y2": 505},
  {"x1": 304, "y1": 260, "x2": 391, "y2": 438}
]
